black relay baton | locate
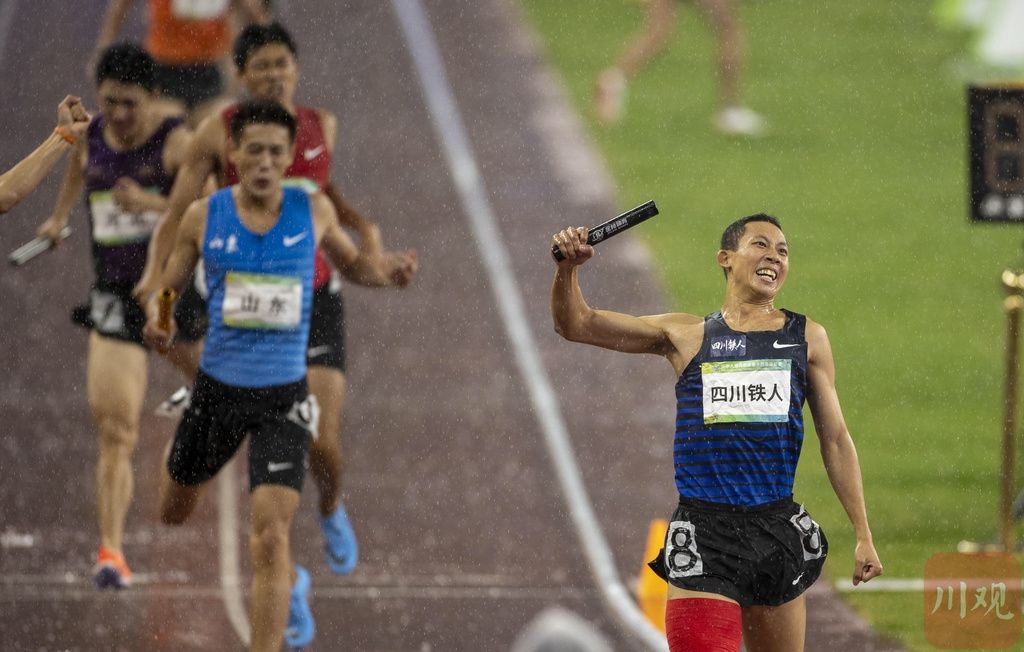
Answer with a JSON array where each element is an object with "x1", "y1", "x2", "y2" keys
[{"x1": 551, "y1": 200, "x2": 658, "y2": 262}]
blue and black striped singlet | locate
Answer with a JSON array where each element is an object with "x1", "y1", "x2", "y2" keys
[{"x1": 673, "y1": 310, "x2": 808, "y2": 507}]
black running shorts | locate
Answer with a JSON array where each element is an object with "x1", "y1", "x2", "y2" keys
[
  {"x1": 166, "y1": 370, "x2": 319, "y2": 492},
  {"x1": 649, "y1": 496, "x2": 828, "y2": 607},
  {"x1": 152, "y1": 62, "x2": 223, "y2": 109},
  {"x1": 73, "y1": 283, "x2": 205, "y2": 347},
  {"x1": 306, "y1": 283, "x2": 346, "y2": 372},
  {"x1": 80, "y1": 285, "x2": 148, "y2": 346}
]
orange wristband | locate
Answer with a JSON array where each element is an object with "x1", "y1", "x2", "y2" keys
[{"x1": 53, "y1": 126, "x2": 76, "y2": 145}]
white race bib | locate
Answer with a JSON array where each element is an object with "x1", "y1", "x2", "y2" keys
[
  {"x1": 89, "y1": 190, "x2": 161, "y2": 245},
  {"x1": 701, "y1": 359, "x2": 791, "y2": 424},
  {"x1": 171, "y1": 0, "x2": 229, "y2": 20},
  {"x1": 222, "y1": 272, "x2": 302, "y2": 330}
]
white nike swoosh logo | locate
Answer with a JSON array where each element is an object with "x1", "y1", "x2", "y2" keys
[
  {"x1": 268, "y1": 462, "x2": 293, "y2": 473},
  {"x1": 283, "y1": 232, "x2": 308, "y2": 247},
  {"x1": 773, "y1": 340, "x2": 801, "y2": 349},
  {"x1": 307, "y1": 345, "x2": 333, "y2": 359},
  {"x1": 303, "y1": 145, "x2": 324, "y2": 161},
  {"x1": 792, "y1": 572, "x2": 804, "y2": 586}
]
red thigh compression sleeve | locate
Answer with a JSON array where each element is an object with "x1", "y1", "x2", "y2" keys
[{"x1": 665, "y1": 598, "x2": 742, "y2": 652}]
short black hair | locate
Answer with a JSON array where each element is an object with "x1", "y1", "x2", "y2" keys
[
  {"x1": 95, "y1": 42, "x2": 156, "y2": 91},
  {"x1": 229, "y1": 100, "x2": 298, "y2": 144},
  {"x1": 233, "y1": 22, "x2": 298, "y2": 70},
  {"x1": 720, "y1": 213, "x2": 783, "y2": 251}
]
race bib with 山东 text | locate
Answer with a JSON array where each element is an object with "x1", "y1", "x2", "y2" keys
[{"x1": 222, "y1": 272, "x2": 302, "y2": 330}]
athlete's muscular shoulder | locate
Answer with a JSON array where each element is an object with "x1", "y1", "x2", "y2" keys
[
  {"x1": 193, "y1": 112, "x2": 228, "y2": 161},
  {"x1": 310, "y1": 191, "x2": 358, "y2": 270},
  {"x1": 309, "y1": 191, "x2": 338, "y2": 243},
  {"x1": 178, "y1": 196, "x2": 210, "y2": 252},
  {"x1": 645, "y1": 312, "x2": 705, "y2": 374},
  {"x1": 804, "y1": 318, "x2": 841, "y2": 397},
  {"x1": 804, "y1": 318, "x2": 831, "y2": 367},
  {"x1": 162, "y1": 123, "x2": 193, "y2": 174}
]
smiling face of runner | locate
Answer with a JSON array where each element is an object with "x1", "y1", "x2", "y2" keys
[
  {"x1": 717, "y1": 220, "x2": 789, "y2": 299},
  {"x1": 240, "y1": 43, "x2": 299, "y2": 109}
]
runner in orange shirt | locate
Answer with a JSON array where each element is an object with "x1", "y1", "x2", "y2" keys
[{"x1": 93, "y1": 0, "x2": 270, "y2": 124}]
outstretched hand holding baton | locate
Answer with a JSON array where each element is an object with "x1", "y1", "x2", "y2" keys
[
  {"x1": 8, "y1": 226, "x2": 72, "y2": 266},
  {"x1": 551, "y1": 200, "x2": 658, "y2": 264},
  {"x1": 143, "y1": 288, "x2": 177, "y2": 354}
]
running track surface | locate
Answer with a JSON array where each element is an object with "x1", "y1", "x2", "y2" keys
[{"x1": 0, "y1": 1, "x2": 902, "y2": 650}]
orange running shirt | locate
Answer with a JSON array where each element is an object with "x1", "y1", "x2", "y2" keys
[{"x1": 146, "y1": 0, "x2": 231, "y2": 65}]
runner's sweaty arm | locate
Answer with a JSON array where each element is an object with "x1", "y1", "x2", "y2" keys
[
  {"x1": 2, "y1": 96, "x2": 91, "y2": 215},
  {"x1": 142, "y1": 197, "x2": 205, "y2": 350},
  {"x1": 805, "y1": 320, "x2": 883, "y2": 586},
  {"x1": 550, "y1": 225, "x2": 702, "y2": 369},
  {"x1": 134, "y1": 112, "x2": 222, "y2": 302},
  {"x1": 310, "y1": 192, "x2": 417, "y2": 288}
]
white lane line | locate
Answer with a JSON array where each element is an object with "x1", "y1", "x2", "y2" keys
[
  {"x1": 388, "y1": 1, "x2": 667, "y2": 650},
  {"x1": 2, "y1": 587, "x2": 229, "y2": 602},
  {"x1": 1, "y1": 584, "x2": 584, "y2": 602},
  {"x1": 836, "y1": 578, "x2": 1024, "y2": 593},
  {"x1": 314, "y1": 586, "x2": 584, "y2": 600},
  {"x1": 0, "y1": 571, "x2": 190, "y2": 586},
  {"x1": 218, "y1": 458, "x2": 251, "y2": 647}
]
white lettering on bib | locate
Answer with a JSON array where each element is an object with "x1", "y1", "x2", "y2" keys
[
  {"x1": 89, "y1": 190, "x2": 161, "y2": 245},
  {"x1": 701, "y1": 359, "x2": 791, "y2": 424},
  {"x1": 222, "y1": 272, "x2": 302, "y2": 330},
  {"x1": 171, "y1": 0, "x2": 229, "y2": 20}
]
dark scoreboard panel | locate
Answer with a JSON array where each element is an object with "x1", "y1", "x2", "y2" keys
[{"x1": 970, "y1": 85, "x2": 1024, "y2": 223}]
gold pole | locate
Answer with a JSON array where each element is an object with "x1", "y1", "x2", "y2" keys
[{"x1": 999, "y1": 270, "x2": 1024, "y2": 551}]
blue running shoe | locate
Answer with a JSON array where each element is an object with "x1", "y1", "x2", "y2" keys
[
  {"x1": 285, "y1": 565, "x2": 314, "y2": 650},
  {"x1": 319, "y1": 505, "x2": 358, "y2": 574}
]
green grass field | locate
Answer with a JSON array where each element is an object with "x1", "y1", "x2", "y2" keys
[{"x1": 519, "y1": 1, "x2": 1023, "y2": 649}]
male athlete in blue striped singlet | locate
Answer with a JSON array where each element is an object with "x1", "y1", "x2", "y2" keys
[
  {"x1": 142, "y1": 101, "x2": 416, "y2": 652},
  {"x1": 551, "y1": 214, "x2": 881, "y2": 652}
]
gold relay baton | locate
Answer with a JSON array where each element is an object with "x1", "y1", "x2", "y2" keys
[{"x1": 157, "y1": 288, "x2": 176, "y2": 333}]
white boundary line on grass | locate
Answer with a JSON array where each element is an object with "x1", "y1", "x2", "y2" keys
[
  {"x1": 837, "y1": 578, "x2": 1024, "y2": 593},
  {"x1": 388, "y1": 1, "x2": 667, "y2": 650}
]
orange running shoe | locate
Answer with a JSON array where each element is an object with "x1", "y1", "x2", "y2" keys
[{"x1": 94, "y1": 546, "x2": 132, "y2": 590}]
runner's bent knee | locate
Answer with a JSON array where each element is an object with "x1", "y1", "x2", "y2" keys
[
  {"x1": 94, "y1": 414, "x2": 139, "y2": 450},
  {"x1": 250, "y1": 517, "x2": 292, "y2": 562}
]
